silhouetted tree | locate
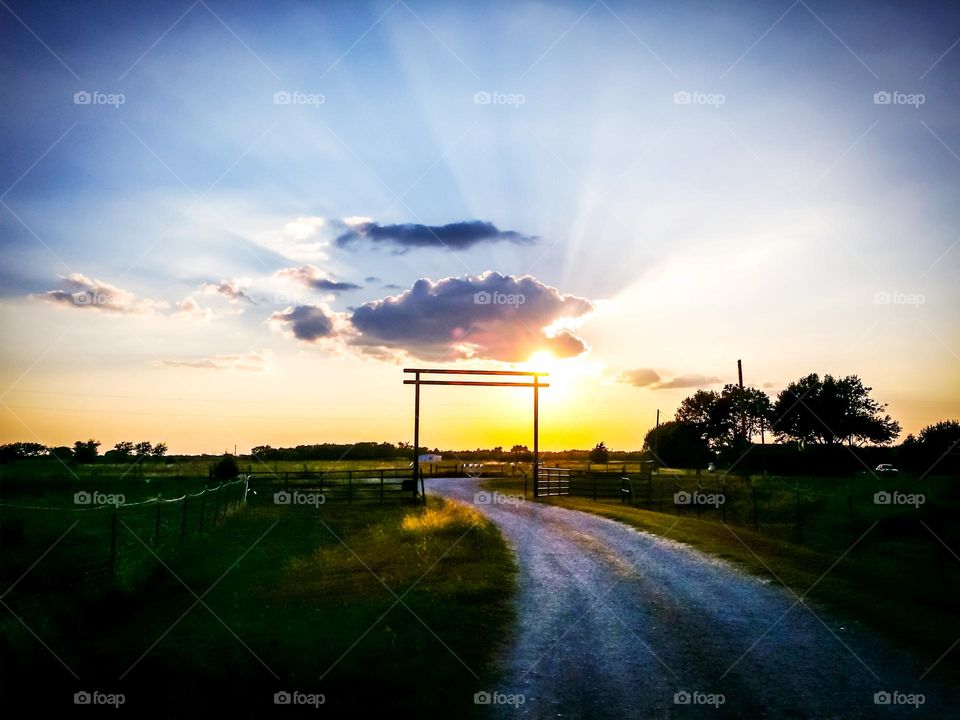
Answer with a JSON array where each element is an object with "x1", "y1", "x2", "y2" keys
[
  {"x1": 643, "y1": 421, "x2": 711, "y2": 469},
  {"x1": 134, "y1": 441, "x2": 153, "y2": 458},
  {"x1": 589, "y1": 442, "x2": 609, "y2": 464},
  {"x1": 113, "y1": 441, "x2": 134, "y2": 461},
  {"x1": 212, "y1": 454, "x2": 239, "y2": 481},
  {"x1": 152, "y1": 442, "x2": 168, "y2": 458},
  {"x1": 0, "y1": 442, "x2": 47, "y2": 463},
  {"x1": 772, "y1": 374, "x2": 900, "y2": 447},
  {"x1": 73, "y1": 439, "x2": 101, "y2": 463}
]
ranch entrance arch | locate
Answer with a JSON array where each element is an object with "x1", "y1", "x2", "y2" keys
[{"x1": 403, "y1": 368, "x2": 549, "y2": 501}]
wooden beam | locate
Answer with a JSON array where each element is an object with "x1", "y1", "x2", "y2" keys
[
  {"x1": 403, "y1": 368, "x2": 548, "y2": 376},
  {"x1": 403, "y1": 380, "x2": 550, "y2": 388}
]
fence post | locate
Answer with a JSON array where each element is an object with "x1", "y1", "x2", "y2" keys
[
  {"x1": 180, "y1": 497, "x2": 189, "y2": 542},
  {"x1": 108, "y1": 510, "x2": 118, "y2": 580},
  {"x1": 154, "y1": 496, "x2": 162, "y2": 547},
  {"x1": 795, "y1": 485, "x2": 803, "y2": 543},
  {"x1": 198, "y1": 490, "x2": 206, "y2": 533},
  {"x1": 380, "y1": 471, "x2": 384, "y2": 504},
  {"x1": 348, "y1": 473, "x2": 353, "y2": 504},
  {"x1": 213, "y1": 484, "x2": 222, "y2": 525},
  {"x1": 593, "y1": 474, "x2": 597, "y2": 501},
  {"x1": 752, "y1": 483, "x2": 759, "y2": 530}
]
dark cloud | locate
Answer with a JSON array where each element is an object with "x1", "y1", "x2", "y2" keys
[
  {"x1": 269, "y1": 305, "x2": 338, "y2": 342},
  {"x1": 35, "y1": 273, "x2": 166, "y2": 314},
  {"x1": 364, "y1": 276, "x2": 380, "y2": 283},
  {"x1": 618, "y1": 368, "x2": 661, "y2": 387},
  {"x1": 336, "y1": 220, "x2": 536, "y2": 252},
  {"x1": 276, "y1": 265, "x2": 360, "y2": 293},
  {"x1": 202, "y1": 279, "x2": 255, "y2": 304},
  {"x1": 349, "y1": 272, "x2": 593, "y2": 362}
]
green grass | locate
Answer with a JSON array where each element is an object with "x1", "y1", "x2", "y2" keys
[{"x1": 0, "y1": 494, "x2": 516, "y2": 715}]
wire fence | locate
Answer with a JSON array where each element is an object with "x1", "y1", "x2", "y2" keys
[
  {"x1": 0, "y1": 477, "x2": 249, "y2": 592},
  {"x1": 534, "y1": 468, "x2": 960, "y2": 578}
]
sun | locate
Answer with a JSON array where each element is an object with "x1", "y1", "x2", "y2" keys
[{"x1": 526, "y1": 350, "x2": 557, "y2": 373}]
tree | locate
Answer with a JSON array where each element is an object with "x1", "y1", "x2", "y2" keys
[
  {"x1": 675, "y1": 386, "x2": 773, "y2": 456},
  {"x1": 212, "y1": 454, "x2": 239, "y2": 481},
  {"x1": 643, "y1": 421, "x2": 710, "y2": 468},
  {"x1": 0, "y1": 442, "x2": 47, "y2": 463},
  {"x1": 589, "y1": 441, "x2": 609, "y2": 464},
  {"x1": 134, "y1": 441, "x2": 153, "y2": 458},
  {"x1": 903, "y1": 420, "x2": 960, "y2": 474},
  {"x1": 73, "y1": 439, "x2": 101, "y2": 464},
  {"x1": 772, "y1": 374, "x2": 900, "y2": 447},
  {"x1": 112, "y1": 441, "x2": 135, "y2": 461},
  {"x1": 152, "y1": 442, "x2": 168, "y2": 458},
  {"x1": 49, "y1": 446, "x2": 74, "y2": 462}
]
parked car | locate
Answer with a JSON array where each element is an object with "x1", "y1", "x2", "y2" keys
[{"x1": 875, "y1": 463, "x2": 899, "y2": 474}]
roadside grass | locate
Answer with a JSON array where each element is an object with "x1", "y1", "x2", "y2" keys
[
  {"x1": 0, "y1": 495, "x2": 516, "y2": 715},
  {"x1": 483, "y1": 473, "x2": 960, "y2": 683}
]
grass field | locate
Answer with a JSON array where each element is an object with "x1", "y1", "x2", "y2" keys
[{"x1": 0, "y1": 485, "x2": 517, "y2": 715}]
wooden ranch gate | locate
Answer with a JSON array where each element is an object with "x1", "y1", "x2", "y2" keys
[{"x1": 404, "y1": 368, "x2": 549, "y2": 502}]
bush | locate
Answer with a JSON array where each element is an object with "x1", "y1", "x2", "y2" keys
[{"x1": 211, "y1": 455, "x2": 239, "y2": 482}]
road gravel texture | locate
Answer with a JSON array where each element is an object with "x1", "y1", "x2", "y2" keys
[{"x1": 426, "y1": 477, "x2": 956, "y2": 719}]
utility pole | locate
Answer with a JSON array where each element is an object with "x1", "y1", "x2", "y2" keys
[{"x1": 737, "y1": 359, "x2": 747, "y2": 447}]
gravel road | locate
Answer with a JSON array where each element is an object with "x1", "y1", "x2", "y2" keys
[{"x1": 426, "y1": 477, "x2": 956, "y2": 719}]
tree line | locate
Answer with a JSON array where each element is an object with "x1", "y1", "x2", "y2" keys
[{"x1": 640, "y1": 372, "x2": 958, "y2": 474}]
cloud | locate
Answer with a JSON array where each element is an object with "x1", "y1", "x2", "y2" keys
[
  {"x1": 158, "y1": 350, "x2": 271, "y2": 371},
  {"x1": 618, "y1": 368, "x2": 661, "y2": 387},
  {"x1": 275, "y1": 265, "x2": 361, "y2": 293},
  {"x1": 35, "y1": 273, "x2": 167, "y2": 314},
  {"x1": 201, "y1": 278, "x2": 255, "y2": 305},
  {"x1": 653, "y1": 373, "x2": 722, "y2": 389},
  {"x1": 254, "y1": 216, "x2": 330, "y2": 262},
  {"x1": 269, "y1": 304, "x2": 340, "y2": 342},
  {"x1": 617, "y1": 368, "x2": 722, "y2": 390},
  {"x1": 365, "y1": 276, "x2": 380, "y2": 283},
  {"x1": 335, "y1": 219, "x2": 537, "y2": 252},
  {"x1": 173, "y1": 296, "x2": 215, "y2": 321},
  {"x1": 349, "y1": 272, "x2": 593, "y2": 362}
]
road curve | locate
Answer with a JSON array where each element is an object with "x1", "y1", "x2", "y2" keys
[{"x1": 426, "y1": 477, "x2": 955, "y2": 720}]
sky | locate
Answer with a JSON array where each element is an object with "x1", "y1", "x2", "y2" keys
[{"x1": 1, "y1": 0, "x2": 958, "y2": 454}]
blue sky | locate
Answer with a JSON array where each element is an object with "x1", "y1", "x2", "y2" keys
[{"x1": 1, "y1": 0, "x2": 958, "y2": 451}]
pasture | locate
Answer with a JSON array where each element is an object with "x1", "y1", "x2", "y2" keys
[{"x1": 0, "y1": 459, "x2": 515, "y2": 715}]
